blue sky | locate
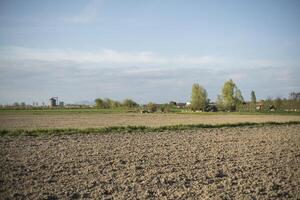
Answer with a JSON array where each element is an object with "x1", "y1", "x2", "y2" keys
[{"x1": 0, "y1": 0, "x2": 299, "y2": 104}]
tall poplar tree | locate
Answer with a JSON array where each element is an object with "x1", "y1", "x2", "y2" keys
[
  {"x1": 190, "y1": 83, "x2": 207, "y2": 111},
  {"x1": 218, "y1": 79, "x2": 244, "y2": 111},
  {"x1": 251, "y1": 90, "x2": 256, "y2": 104}
]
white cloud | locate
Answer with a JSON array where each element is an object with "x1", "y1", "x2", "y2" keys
[
  {"x1": 175, "y1": 55, "x2": 228, "y2": 65},
  {"x1": 0, "y1": 47, "x2": 168, "y2": 64},
  {"x1": 0, "y1": 46, "x2": 299, "y2": 104},
  {"x1": 0, "y1": 46, "x2": 296, "y2": 71}
]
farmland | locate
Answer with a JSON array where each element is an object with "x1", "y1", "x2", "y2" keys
[
  {"x1": 2, "y1": 0, "x2": 300, "y2": 199},
  {"x1": 1, "y1": 124, "x2": 300, "y2": 199},
  {"x1": 1, "y1": 111, "x2": 300, "y2": 130},
  {"x1": 1, "y1": 111, "x2": 300, "y2": 199}
]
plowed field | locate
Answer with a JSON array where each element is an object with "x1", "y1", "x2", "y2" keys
[
  {"x1": 1, "y1": 113, "x2": 300, "y2": 130},
  {"x1": 1, "y1": 125, "x2": 300, "y2": 199}
]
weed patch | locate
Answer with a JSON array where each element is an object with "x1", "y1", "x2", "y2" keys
[{"x1": 1, "y1": 121, "x2": 299, "y2": 137}]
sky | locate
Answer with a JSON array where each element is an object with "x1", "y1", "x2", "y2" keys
[{"x1": 0, "y1": 0, "x2": 299, "y2": 104}]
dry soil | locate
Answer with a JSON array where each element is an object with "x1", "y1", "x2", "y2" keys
[
  {"x1": 1, "y1": 125, "x2": 300, "y2": 199},
  {"x1": 1, "y1": 113, "x2": 300, "y2": 130}
]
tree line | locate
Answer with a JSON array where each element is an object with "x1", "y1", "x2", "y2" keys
[
  {"x1": 94, "y1": 98, "x2": 139, "y2": 109},
  {"x1": 2, "y1": 79, "x2": 298, "y2": 112},
  {"x1": 95, "y1": 79, "x2": 299, "y2": 112},
  {"x1": 190, "y1": 79, "x2": 250, "y2": 111},
  {"x1": 190, "y1": 79, "x2": 300, "y2": 112},
  {"x1": 94, "y1": 98, "x2": 173, "y2": 113}
]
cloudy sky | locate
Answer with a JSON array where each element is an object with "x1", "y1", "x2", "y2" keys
[{"x1": 0, "y1": 0, "x2": 299, "y2": 104}]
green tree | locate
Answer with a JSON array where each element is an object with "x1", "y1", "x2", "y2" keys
[
  {"x1": 216, "y1": 95, "x2": 224, "y2": 111},
  {"x1": 112, "y1": 101, "x2": 122, "y2": 108},
  {"x1": 251, "y1": 90, "x2": 256, "y2": 104},
  {"x1": 123, "y1": 99, "x2": 139, "y2": 108},
  {"x1": 159, "y1": 104, "x2": 171, "y2": 113},
  {"x1": 234, "y1": 88, "x2": 244, "y2": 106},
  {"x1": 190, "y1": 83, "x2": 208, "y2": 111},
  {"x1": 147, "y1": 102, "x2": 158, "y2": 113},
  {"x1": 274, "y1": 97, "x2": 282, "y2": 111},
  {"x1": 104, "y1": 98, "x2": 114, "y2": 108},
  {"x1": 218, "y1": 79, "x2": 244, "y2": 111},
  {"x1": 222, "y1": 79, "x2": 236, "y2": 111},
  {"x1": 95, "y1": 98, "x2": 107, "y2": 108}
]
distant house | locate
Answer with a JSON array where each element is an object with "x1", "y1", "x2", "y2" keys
[
  {"x1": 169, "y1": 101, "x2": 177, "y2": 106},
  {"x1": 256, "y1": 102, "x2": 263, "y2": 111},
  {"x1": 207, "y1": 102, "x2": 217, "y2": 112},
  {"x1": 168, "y1": 101, "x2": 187, "y2": 108},
  {"x1": 290, "y1": 92, "x2": 300, "y2": 100},
  {"x1": 269, "y1": 105, "x2": 276, "y2": 112},
  {"x1": 255, "y1": 102, "x2": 276, "y2": 111},
  {"x1": 176, "y1": 103, "x2": 186, "y2": 108}
]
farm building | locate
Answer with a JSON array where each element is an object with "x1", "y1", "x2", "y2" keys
[
  {"x1": 256, "y1": 102, "x2": 263, "y2": 111},
  {"x1": 176, "y1": 103, "x2": 186, "y2": 108},
  {"x1": 290, "y1": 92, "x2": 300, "y2": 100},
  {"x1": 59, "y1": 101, "x2": 64, "y2": 107},
  {"x1": 255, "y1": 102, "x2": 276, "y2": 111},
  {"x1": 49, "y1": 97, "x2": 58, "y2": 107},
  {"x1": 207, "y1": 102, "x2": 217, "y2": 112}
]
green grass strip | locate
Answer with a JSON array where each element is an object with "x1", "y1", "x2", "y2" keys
[{"x1": 0, "y1": 121, "x2": 300, "y2": 137}]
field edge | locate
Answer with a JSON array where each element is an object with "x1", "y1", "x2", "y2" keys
[{"x1": 1, "y1": 121, "x2": 300, "y2": 137}]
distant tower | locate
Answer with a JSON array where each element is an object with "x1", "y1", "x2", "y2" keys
[
  {"x1": 49, "y1": 97, "x2": 58, "y2": 107},
  {"x1": 59, "y1": 101, "x2": 64, "y2": 107}
]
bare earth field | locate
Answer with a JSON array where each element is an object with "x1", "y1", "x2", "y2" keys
[
  {"x1": 1, "y1": 113, "x2": 300, "y2": 130},
  {"x1": 1, "y1": 125, "x2": 300, "y2": 199}
]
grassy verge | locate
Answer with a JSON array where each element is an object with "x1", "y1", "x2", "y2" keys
[
  {"x1": 174, "y1": 110, "x2": 300, "y2": 116},
  {"x1": 1, "y1": 108, "x2": 299, "y2": 115},
  {"x1": 1, "y1": 121, "x2": 299, "y2": 137}
]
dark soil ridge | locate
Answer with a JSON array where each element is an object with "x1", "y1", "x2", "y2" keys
[{"x1": 1, "y1": 121, "x2": 300, "y2": 136}]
